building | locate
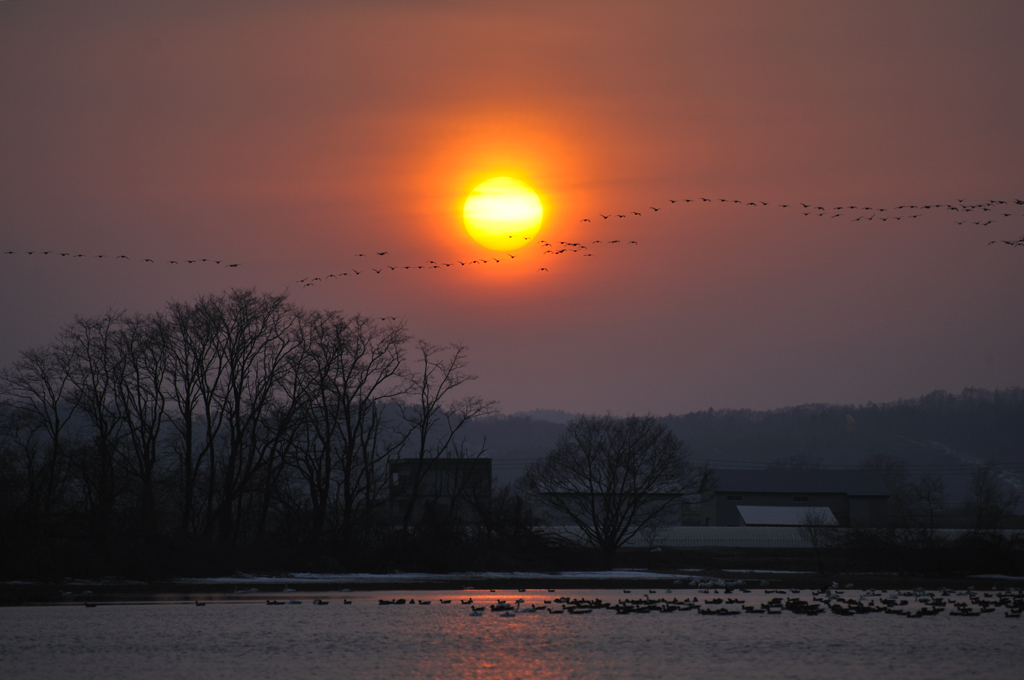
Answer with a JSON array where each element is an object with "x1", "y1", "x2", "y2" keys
[
  {"x1": 702, "y1": 469, "x2": 889, "y2": 527},
  {"x1": 389, "y1": 457, "x2": 491, "y2": 526}
]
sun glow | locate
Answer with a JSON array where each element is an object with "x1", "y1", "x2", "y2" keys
[{"x1": 463, "y1": 177, "x2": 543, "y2": 250}]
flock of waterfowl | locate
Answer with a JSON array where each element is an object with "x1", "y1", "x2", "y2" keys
[
  {"x1": 575, "y1": 195, "x2": 1024, "y2": 249},
  {"x1": 289, "y1": 194, "x2": 1023, "y2": 288},
  {"x1": 117, "y1": 585, "x2": 1024, "y2": 620},
  {"x1": 579, "y1": 196, "x2": 1024, "y2": 227},
  {"x1": 1, "y1": 250, "x2": 240, "y2": 267},
  {"x1": 6, "y1": 194, "x2": 1021, "y2": 291},
  {"x1": 437, "y1": 586, "x2": 1024, "y2": 619}
]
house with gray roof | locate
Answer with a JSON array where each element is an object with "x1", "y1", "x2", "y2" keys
[{"x1": 702, "y1": 469, "x2": 889, "y2": 527}]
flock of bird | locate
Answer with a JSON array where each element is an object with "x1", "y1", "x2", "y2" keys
[
  {"x1": 574, "y1": 195, "x2": 1024, "y2": 248},
  {"x1": 143, "y1": 585, "x2": 1024, "y2": 620},
  {"x1": 5, "y1": 194, "x2": 1021, "y2": 290},
  {"x1": 293, "y1": 250, "x2": 527, "y2": 287},
  {"x1": 288, "y1": 194, "x2": 1023, "y2": 288},
  {"x1": 292, "y1": 238, "x2": 651, "y2": 287},
  {"x1": 441, "y1": 586, "x2": 1024, "y2": 619},
  {"x1": 579, "y1": 196, "x2": 1024, "y2": 223},
  {"x1": 1, "y1": 250, "x2": 241, "y2": 267}
]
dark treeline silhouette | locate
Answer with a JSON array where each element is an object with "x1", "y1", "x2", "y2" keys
[
  {"x1": 0, "y1": 290, "x2": 550, "y2": 580},
  {"x1": 2, "y1": 291, "x2": 1021, "y2": 580}
]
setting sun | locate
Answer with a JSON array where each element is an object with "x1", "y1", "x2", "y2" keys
[{"x1": 463, "y1": 177, "x2": 543, "y2": 250}]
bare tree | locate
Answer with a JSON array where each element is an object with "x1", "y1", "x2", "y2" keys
[
  {"x1": 62, "y1": 312, "x2": 132, "y2": 550},
  {"x1": 905, "y1": 474, "x2": 946, "y2": 547},
  {"x1": 967, "y1": 462, "x2": 1020, "y2": 532},
  {"x1": 206, "y1": 290, "x2": 297, "y2": 545},
  {"x1": 286, "y1": 311, "x2": 408, "y2": 547},
  {"x1": 163, "y1": 296, "x2": 227, "y2": 536},
  {"x1": 398, "y1": 341, "x2": 496, "y2": 531},
  {"x1": 0, "y1": 344, "x2": 78, "y2": 526},
  {"x1": 111, "y1": 313, "x2": 170, "y2": 532},
  {"x1": 798, "y1": 507, "x2": 839, "y2": 576},
  {"x1": 522, "y1": 415, "x2": 707, "y2": 558}
]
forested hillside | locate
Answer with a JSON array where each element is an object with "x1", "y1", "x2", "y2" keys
[{"x1": 469, "y1": 389, "x2": 1024, "y2": 501}]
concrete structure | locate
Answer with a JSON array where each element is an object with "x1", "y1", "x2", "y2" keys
[
  {"x1": 389, "y1": 457, "x2": 491, "y2": 526},
  {"x1": 703, "y1": 469, "x2": 889, "y2": 527}
]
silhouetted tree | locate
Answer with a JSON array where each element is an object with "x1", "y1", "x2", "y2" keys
[
  {"x1": 399, "y1": 341, "x2": 496, "y2": 531},
  {"x1": 798, "y1": 507, "x2": 839, "y2": 576},
  {"x1": 0, "y1": 345, "x2": 77, "y2": 530},
  {"x1": 522, "y1": 415, "x2": 707, "y2": 558},
  {"x1": 905, "y1": 474, "x2": 946, "y2": 543},
  {"x1": 286, "y1": 310, "x2": 408, "y2": 548},
  {"x1": 966, "y1": 462, "x2": 1020, "y2": 532},
  {"x1": 0, "y1": 288, "x2": 500, "y2": 576}
]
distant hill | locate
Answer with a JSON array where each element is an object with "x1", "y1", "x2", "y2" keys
[
  {"x1": 463, "y1": 388, "x2": 1024, "y2": 501},
  {"x1": 511, "y1": 409, "x2": 579, "y2": 425}
]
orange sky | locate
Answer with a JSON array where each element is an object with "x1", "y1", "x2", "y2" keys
[{"x1": 1, "y1": 0, "x2": 1023, "y2": 414}]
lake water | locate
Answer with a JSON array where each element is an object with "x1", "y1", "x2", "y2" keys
[{"x1": 1, "y1": 588, "x2": 1021, "y2": 679}]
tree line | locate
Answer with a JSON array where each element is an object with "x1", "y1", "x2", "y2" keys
[
  {"x1": 0, "y1": 289, "x2": 501, "y2": 578},
  {"x1": 2, "y1": 290, "x2": 1018, "y2": 580}
]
